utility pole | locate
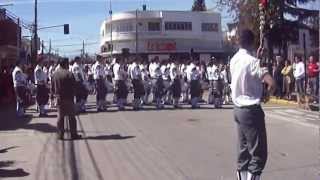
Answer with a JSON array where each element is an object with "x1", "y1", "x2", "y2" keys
[
  {"x1": 49, "y1": 39, "x2": 51, "y2": 62},
  {"x1": 109, "y1": 0, "x2": 113, "y2": 60},
  {"x1": 135, "y1": 9, "x2": 138, "y2": 59},
  {"x1": 31, "y1": 0, "x2": 38, "y2": 64},
  {"x1": 41, "y1": 40, "x2": 44, "y2": 55},
  {"x1": 17, "y1": 18, "x2": 21, "y2": 62},
  {"x1": 303, "y1": 33, "x2": 307, "y2": 93},
  {"x1": 82, "y1": 40, "x2": 85, "y2": 58}
]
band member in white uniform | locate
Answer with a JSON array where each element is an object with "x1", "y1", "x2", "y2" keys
[
  {"x1": 154, "y1": 66, "x2": 164, "y2": 109},
  {"x1": 34, "y1": 62, "x2": 49, "y2": 117},
  {"x1": 149, "y1": 57, "x2": 160, "y2": 103},
  {"x1": 170, "y1": 60, "x2": 182, "y2": 108},
  {"x1": 190, "y1": 65, "x2": 201, "y2": 108},
  {"x1": 231, "y1": 29, "x2": 275, "y2": 180},
  {"x1": 114, "y1": 58, "x2": 129, "y2": 110},
  {"x1": 207, "y1": 58, "x2": 219, "y2": 105},
  {"x1": 12, "y1": 61, "x2": 27, "y2": 117},
  {"x1": 141, "y1": 65, "x2": 152, "y2": 105},
  {"x1": 161, "y1": 60, "x2": 171, "y2": 104},
  {"x1": 131, "y1": 58, "x2": 145, "y2": 110},
  {"x1": 48, "y1": 61, "x2": 56, "y2": 108},
  {"x1": 93, "y1": 56, "x2": 108, "y2": 112},
  {"x1": 180, "y1": 61, "x2": 189, "y2": 103},
  {"x1": 71, "y1": 57, "x2": 88, "y2": 112}
]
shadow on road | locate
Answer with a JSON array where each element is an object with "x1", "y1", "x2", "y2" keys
[
  {"x1": 0, "y1": 168, "x2": 30, "y2": 178},
  {"x1": 23, "y1": 123, "x2": 57, "y2": 133},
  {"x1": 84, "y1": 134, "x2": 135, "y2": 140},
  {"x1": 0, "y1": 160, "x2": 29, "y2": 178},
  {"x1": 0, "y1": 161, "x2": 15, "y2": 168},
  {"x1": 0, "y1": 146, "x2": 19, "y2": 154}
]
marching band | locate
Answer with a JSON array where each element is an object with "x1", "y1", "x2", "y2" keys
[{"x1": 12, "y1": 55, "x2": 232, "y2": 116}]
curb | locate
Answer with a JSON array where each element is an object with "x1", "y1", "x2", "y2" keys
[{"x1": 267, "y1": 97, "x2": 298, "y2": 106}]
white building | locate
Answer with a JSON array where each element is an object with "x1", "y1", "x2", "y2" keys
[{"x1": 100, "y1": 10, "x2": 224, "y2": 61}]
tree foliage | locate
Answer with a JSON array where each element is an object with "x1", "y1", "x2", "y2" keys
[
  {"x1": 216, "y1": 0, "x2": 318, "y2": 58},
  {"x1": 192, "y1": 0, "x2": 207, "y2": 11}
]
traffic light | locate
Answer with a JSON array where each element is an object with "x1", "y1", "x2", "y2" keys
[{"x1": 64, "y1": 24, "x2": 69, "y2": 34}]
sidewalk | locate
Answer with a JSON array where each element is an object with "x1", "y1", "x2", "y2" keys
[{"x1": 268, "y1": 96, "x2": 319, "y2": 111}]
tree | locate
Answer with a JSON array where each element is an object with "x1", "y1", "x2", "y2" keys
[
  {"x1": 192, "y1": 0, "x2": 207, "y2": 11},
  {"x1": 216, "y1": 0, "x2": 318, "y2": 59}
]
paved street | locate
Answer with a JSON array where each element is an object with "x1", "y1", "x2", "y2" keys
[{"x1": 0, "y1": 95, "x2": 319, "y2": 180}]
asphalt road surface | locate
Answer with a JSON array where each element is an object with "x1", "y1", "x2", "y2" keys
[{"x1": 0, "y1": 95, "x2": 319, "y2": 180}]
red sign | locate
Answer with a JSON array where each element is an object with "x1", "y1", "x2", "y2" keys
[{"x1": 146, "y1": 41, "x2": 177, "y2": 52}]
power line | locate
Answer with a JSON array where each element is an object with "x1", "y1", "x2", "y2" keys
[{"x1": 52, "y1": 42, "x2": 99, "y2": 47}]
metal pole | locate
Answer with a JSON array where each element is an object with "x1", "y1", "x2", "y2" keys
[
  {"x1": 135, "y1": 9, "x2": 138, "y2": 59},
  {"x1": 109, "y1": 0, "x2": 113, "y2": 60},
  {"x1": 17, "y1": 18, "x2": 20, "y2": 63},
  {"x1": 303, "y1": 33, "x2": 307, "y2": 93},
  {"x1": 32, "y1": 0, "x2": 38, "y2": 64},
  {"x1": 41, "y1": 40, "x2": 44, "y2": 55},
  {"x1": 49, "y1": 39, "x2": 51, "y2": 62},
  {"x1": 82, "y1": 40, "x2": 85, "y2": 58}
]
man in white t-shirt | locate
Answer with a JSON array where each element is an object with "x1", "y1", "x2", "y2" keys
[{"x1": 230, "y1": 29, "x2": 275, "y2": 180}]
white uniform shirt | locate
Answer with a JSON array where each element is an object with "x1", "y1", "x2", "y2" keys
[
  {"x1": 104, "y1": 64, "x2": 112, "y2": 76},
  {"x1": 293, "y1": 61, "x2": 305, "y2": 79},
  {"x1": 221, "y1": 69, "x2": 229, "y2": 83},
  {"x1": 131, "y1": 63, "x2": 142, "y2": 80},
  {"x1": 170, "y1": 64, "x2": 179, "y2": 80},
  {"x1": 127, "y1": 63, "x2": 133, "y2": 79},
  {"x1": 113, "y1": 63, "x2": 121, "y2": 81},
  {"x1": 149, "y1": 62, "x2": 159, "y2": 78},
  {"x1": 34, "y1": 65, "x2": 47, "y2": 85},
  {"x1": 12, "y1": 66, "x2": 26, "y2": 87},
  {"x1": 55, "y1": 64, "x2": 61, "y2": 72},
  {"x1": 207, "y1": 65, "x2": 218, "y2": 81},
  {"x1": 155, "y1": 67, "x2": 162, "y2": 79},
  {"x1": 48, "y1": 65, "x2": 55, "y2": 81},
  {"x1": 186, "y1": 63, "x2": 196, "y2": 82},
  {"x1": 161, "y1": 65, "x2": 170, "y2": 80},
  {"x1": 94, "y1": 62, "x2": 106, "y2": 80},
  {"x1": 230, "y1": 49, "x2": 268, "y2": 107},
  {"x1": 71, "y1": 62, "x2": 85, "y2": 82}
]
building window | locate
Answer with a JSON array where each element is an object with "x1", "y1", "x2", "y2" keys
[
  {"x1": 115, "y1": 23, "x2": 133, "y2": 32},
  {"x1": 202, "y1": 23, "x2": 219, "y2": 32},
  {"x1": 165, "y1": 22, "x2": 192, "y2": 31},
  {"x1": 148, "y1": 22, "x2": 160, "y2": 31}
]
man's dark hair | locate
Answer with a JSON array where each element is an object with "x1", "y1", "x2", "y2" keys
[
  {"x1": 59, "y1": 58, "x2": 69, "y2": 69},
  {"x1": 239, "y1": 29, "x2": 255, "y2": 49},
  {"x1": 74, "y1": 56, "x2": 81, "y2": 61}
]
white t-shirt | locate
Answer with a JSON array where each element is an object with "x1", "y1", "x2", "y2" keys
[
  {"x1": 113, "y1": 63, "x2": 121, "y2": 80},
  {"x1": 230, "y1": 49, "x2": 268, "y2": 107},
  {"x1": 293, "y1": 62, "x2": 305, "y2": 79}
]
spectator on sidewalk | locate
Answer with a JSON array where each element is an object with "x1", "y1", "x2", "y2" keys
[
  {"x1": 307, "y1": 55, "x2": 319, "y2": 102},
  {"x1": 272, "y1": 56, "x2": 284, "y2": 99},
  {"x1": 12, "y1": 61, "x2": 27, "y2": 118},
  {"x1": 293, "y1": 56, "x2": 305, "y2": 106},
  {"x1": 281, "y1": 60, "x2": 293, "y2": 100}
]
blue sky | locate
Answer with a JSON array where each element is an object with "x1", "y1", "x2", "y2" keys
[
  {"x1": 3, "y1": 0, "x2": 230, "y2": 57},
  {"x1": 2, "y1": 0, "x2": 319, "y2": 57}
]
